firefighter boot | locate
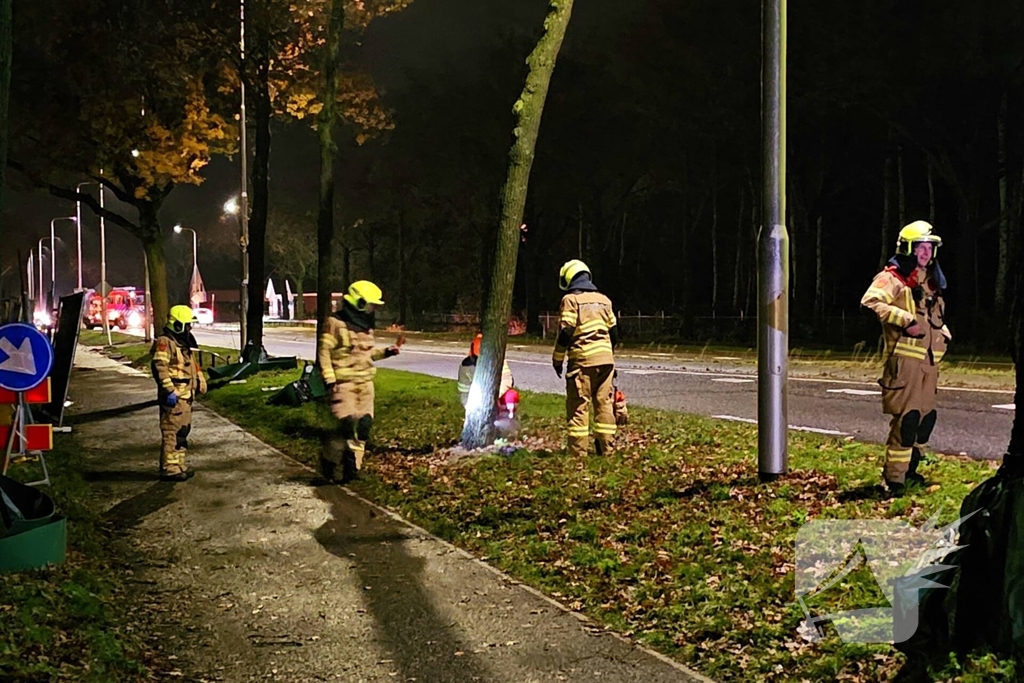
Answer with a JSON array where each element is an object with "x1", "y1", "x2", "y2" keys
[{"x1": 905, "y1": 448, "x2": 926, "y2": 487}]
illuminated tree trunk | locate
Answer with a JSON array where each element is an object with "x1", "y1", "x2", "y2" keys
[
  {"x1": 462, "y1": 0, "x2": 575, "y2": 449},
  {"x1": 246, "y1": 37, "x2": 271, "y2": 356},
  {"x1": 139, "y1": 202, "x2": 169, "y2": 330},
  {"x1": 315, "y1": 0, "x2": 344, "y2": 342},
  {"x1": 0, "y1": 0, "x2": 11, "y2": 226}
]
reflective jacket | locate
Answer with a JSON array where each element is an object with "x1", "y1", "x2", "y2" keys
[
  {"x1": 151, "y1": 332, "x2": 203, "y2": 400},
  {"x1": 457, "y1": 356, "x2": 513, "y2": 407},
  {"x1": 861, "y1": 264, "x2": 950, "y2": 365},
  {"x1": 552, "y1": 291, "x2": 618, "y2": 368},
  {"x1": 318, "y1": 316, "x2": 386, "y2": 386}
]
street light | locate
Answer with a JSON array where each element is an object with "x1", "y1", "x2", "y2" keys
[
  {"x1": 74, "y1": 182, "x2": 97, "y2": 291},
  {"x1": 36, "y1": 238, "x2": 52, "y2": 315},
  {"x1": 50, "y1": 216, "x2": 76, "y2": 310},
  {"x1": 224, "y1": 197, "x2": 248, "y2": 349},
  {"x1": 173, "y1": 224, "x2": 198, "y2": 274}
]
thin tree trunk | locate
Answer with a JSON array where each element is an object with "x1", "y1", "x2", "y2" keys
[
  {"x1": 814, "y1": 215, "x2": 824, "y2": 318},
  {"x1": 711, "y1": 174, "x2": 719, "y2": 316},
  {"x1": 246, "y1": 40, "x2": 271, "y2": 356},
  {"x1": 462, "y1": 0, "x2": 575, "y2": 448},
  {"x1": 897, "y1": 144, "x2": 906, "y2": 228},
  {"x1": 996, "y1": 92, "x2": 1011, "y2": 314},
  {"x1": 880, "y1": 133, "x2": 895, "y2": 269},
  {"x1": 0, "y1": 0, "x2": 11, "y2": 231},
  {"x1": 315, "y1": 0, "x2": 344, "y2": 343},
  {"x1": 733, "y1": 185, "x2": 745, "y2": 313},
  {"x1": 927, "y1": 159, "x2": 936, "y2": 224},
  {"x1": 294, "y1": 278, "x2": 305, "y2": 319}
]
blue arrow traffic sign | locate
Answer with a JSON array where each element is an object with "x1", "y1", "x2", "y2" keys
[{"x1": 0, "y1": 323, "x2": 54, "y2": 392}]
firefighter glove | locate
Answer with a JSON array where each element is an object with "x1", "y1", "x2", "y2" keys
[
  {"x1": 198, "y1": 375, "x2": 208, "y2": 395},
  {"x1": 165, "y1": 391, "x2": 179, "y2": 408},
  {"x1": 904, "y1": 323, "x2": 924, "y2": 338},
  {"x1": 553, "y1": 361, "x2": 563, "y2": 378},
  {"x1": 384, "y1": 346, "x2": 400, "y2": 358}
]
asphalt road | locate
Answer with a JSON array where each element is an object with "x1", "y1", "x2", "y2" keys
[{"x1": 191, "y1": 326, "x2": 1016, "y2": 461}]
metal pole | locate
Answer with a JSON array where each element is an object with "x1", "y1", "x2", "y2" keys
[
  {"x1": 144, "y1": 251, "x2": 152, "y2": 343},
  {"x1": 239, "y1": 0, "x2": 250, "y2": 351},
  {"x1": 37, "y1": 240, "x2": 43, "y2": 312},
  {"x1": 49, "y1": 220, "x2": 56, "y2": 311},
  {"x1": 100, "y1": 171, "x2": 111, "y2": 346},
  {"x1": 192, "y1": 229, "x2": 198, "y2": 274},
  {"x1": 758, "y1": 0, "x2": 789, "y2": 481},
  {"x1": 75, "y1": 185, "x2": 83, "y2": 291}
]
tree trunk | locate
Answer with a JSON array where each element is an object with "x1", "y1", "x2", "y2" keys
[
  {"x1": 733, "y1": 185, "x2": 745, "y2": 313},
  {"x1": 246, "y1": 40, "x2": 271, "y2": 357},
  {"x1": 139, "y1": 202, "x2": 169, "y2": 331},
  {"x1": 294, "y1": 277, "x2": 305, "y2": 319},
  {"x1": 814, "y1": 215, "x2": 824, "y2": 319},
  {"x1": 1009, "y1": 187, "x2": 1024, "y2": 458},
  {"x1": 711, "y1": 174, "x2": 719, "y2": 316},
  {"x1": 880, "y1": 134, "x2": 895, "y2": 269},
  {"x1": 996, "y1": 92, "x2": 1011, "y2": 315},
  {"x1": 462, "y1": 0, "x2": 575, "y2": 448},
  {"x1": 897, "y1": 144, "x2": 906, "y2": 228},
  {"x1": 315, "y1": 0, "x2": 344, "y2": 343},
  {"x1": 0, "y1": 0, "x2": 11, "y2": 230}
]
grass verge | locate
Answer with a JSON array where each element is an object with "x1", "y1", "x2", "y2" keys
[
  {"x1": 196, "y1": 364, "x2": 1015, "y2": 683},
  {"x1": 0, "y1": 441, "x2": 167, "y2": 681}
]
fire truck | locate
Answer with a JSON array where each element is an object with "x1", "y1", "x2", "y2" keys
[{"x1": 83, "y1": 287, "x2": 147, "y2": 330}]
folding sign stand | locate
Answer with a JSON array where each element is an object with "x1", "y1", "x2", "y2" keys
[{"x1": 0, "y1": 380, "x2": 54, "y2": 487}]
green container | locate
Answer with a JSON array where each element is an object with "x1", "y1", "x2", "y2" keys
[
  {"x1": 258, "y1": 357, "x2": 298, "y2": 372},
  {"x1": 0, "y1": 516, "x2": 67, "y2": 573},
  {"x1": 207, "y1": 361, "x2": 255, "y2": 382}
]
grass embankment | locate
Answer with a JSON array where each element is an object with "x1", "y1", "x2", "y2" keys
[
  {"x1": 192, "y1": 364, "x2": 1012, "y2": 683},
  {"x1": 0, "y1": 442, "x2": 168, "y2": 681}
]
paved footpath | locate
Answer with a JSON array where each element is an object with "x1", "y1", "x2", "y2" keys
[{"x1": 67, "y1": 348, "x2": 712, "y2": 683}]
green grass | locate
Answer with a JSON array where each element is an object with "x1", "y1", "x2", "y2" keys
[
  {"x1": 197, "y1": 365, "x2": 1014, "y2": 682},
  {"x1": 0, "y1": 442, "x2": 158, "y2": 681}
]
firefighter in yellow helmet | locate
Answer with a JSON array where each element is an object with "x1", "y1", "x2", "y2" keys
[
  {"x1": 861, "y1": 221, "x2": 950, "y2": 496},
  {"x1": 317, "y1": 281, "x2": 400, "y2": 483},
  {"x1": 552, "y1": 260, "x2": 619, "y2": 457},
  {"x1": 151, "y1": 305, "x2": 207, "y2": 482}
]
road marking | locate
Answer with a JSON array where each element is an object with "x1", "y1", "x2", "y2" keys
[
  {"x1": 711, "y1": 378, "x2": 755, "y2": 384},
  {"x1": 712, "y1": 414, "x2": 848, "y2": 436},
  {"x1": 713, "y1": 356, "x2": 741, "y2": 360},
  {"x1": 624, "y1": 370, "x2": 662, "y2": 376},
  {"x1": 993, "y1": 404, "x2": 1015, "y2": 410},
  {"x1": 827, "y1": 388, "x2": 879, "y2": 396}
]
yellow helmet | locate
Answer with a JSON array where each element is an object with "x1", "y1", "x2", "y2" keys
[
  {"x1": 168, "y1": 305, "x2": 196, "y2": 333},
  {"x1": 558, "y1": 259, "x2": 591, "y2": 291},
  {"x1": 896, "y1": 220, "x2": 942, "y2": 257},
  {"x1": 343, "y1": 280, "x2": 384, "y2": 311}
]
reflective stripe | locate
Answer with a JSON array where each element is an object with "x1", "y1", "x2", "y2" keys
[
  {"x1": 594, "y1": 423, "x2": 617, "y2": 435},
  {"x1": 887, "y1": 448, "x2": 913, "y2": 463},
  {"x1": 576, "y1": 342, "x2": 614, "y2": 357},
  {"x1": 560, "y1": 312, "x2": 578, "y2": 327},
  {"x1": 575, "y1": 319, "x2": 608, "y2": 335},
  {"x1": 567, "y1": 426, "x2": 590, "y2": 436},
  {"x1": 932, "y1": 349, "x2": 945, "y2": 362},
  {"x1": 553, "y1": 350, "x2": 567, "y2": 363},
  {"x1": 866, "y1": 287, "x2": 893, "y2": 303},
  {"x1": 894, "y1": 342, "x2": 927, "y2": 359},
  {"x1": 457, "y1": 383, "x2": 471, "y2": 392}
]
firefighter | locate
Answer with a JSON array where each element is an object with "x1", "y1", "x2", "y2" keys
[
  {"x1": 317, "y1": 280, "x2": 400, "y2": 483},
  {"x1": 552, "y1": 260, "x2": 619, "y2": 457},
  {"x1": 457, "y1": 333, "x2": 514, "y2": 409},
  {"x1": 151, "y1": 305, "x2": 207, "y2": 482},
  {"x1": 861, "y1": 221, "x2": 950, "y2": 496}
]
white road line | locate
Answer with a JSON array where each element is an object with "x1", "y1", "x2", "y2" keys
[
  {"x1": 711, "y1": 378, "x2": 755, "y2": 384},
  {"x1": 993, "y1": 404, "x2": 1016, "y2": 410},
  {"x1": 827, "y1": 388, "x2": 880, "y2": 396},
  {"x1": 712, "y1": 414, "x2": 848, "y2": 436}
]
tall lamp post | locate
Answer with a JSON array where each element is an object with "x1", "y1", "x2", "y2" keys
[
  {"x1": 758, "y1": 0, "x2": 789, "y2": 481},
  {"x1": 49, "y1": 216, "x2": 76, "y2": 311},
  {"x1": 173, "y1": 224, "x2": 198, "y2": 274},
  {"x1": 36, "y1": 238, "x2": 52, "y2": 313},
  {"x1": 74, "y1": 182, "x2": 96, "y2": 291},
  {"x1": 224, "y1": 198, "x2": 247, "y2": 349}
]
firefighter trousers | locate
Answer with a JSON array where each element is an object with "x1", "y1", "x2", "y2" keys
[
  {"x1": 324, "y1": 380, "x2": 375, "y2": 476},
  {"x1": 880, "y1": 356, "x2": 938, "y2": 484},
  {"x1": 565, "y1": 364, "x2": 616, "y2": 457},
  {"x1": 159, "y1": 400, "x2": 192, "y2": 475}
]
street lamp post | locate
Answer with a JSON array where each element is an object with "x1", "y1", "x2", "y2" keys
[
  {"x1": 99, "y1": 169, "x2": 112, "y2": 346},
  {"x1": 173, "y1": 224, "x2": 198, "y2": 274},
  {"x1": 36, "y1": 238, "x2": 51, "y2": 312},
  {"x1": 74, "y1": 182, "x2": 96, "y2": 291},
  {"x1": 238, "y1": 0, "x2": 250, "y2": 353},
  {"x1": 50, "y1": 216, "x2": 76, "y2": 311},
  {"x1": 224, "y1": 198, "x2": 247, "y2": 349}
]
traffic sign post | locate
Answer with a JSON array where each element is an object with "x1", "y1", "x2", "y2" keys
[{"x1": 0, "y1": 324, "x2": 56, "y2": 486}]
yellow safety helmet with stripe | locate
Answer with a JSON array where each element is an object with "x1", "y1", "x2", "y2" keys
[
  {"x1": 896, "y1": 220, "x2": 942, "y2": 258},
  {"x1": 168, "y1": 305, "x2": 196, "y2": 333},
  {"x1": 558, "y1": 259, "x2": 591, "y2": 291},
  {"x1": 343, "y1": 280, "x2": 385, "y2": 311}
]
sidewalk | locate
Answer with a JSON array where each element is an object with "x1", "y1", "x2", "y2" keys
[{"x1": 66, "y1": 348, "x2": 712, "y2": 683}]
